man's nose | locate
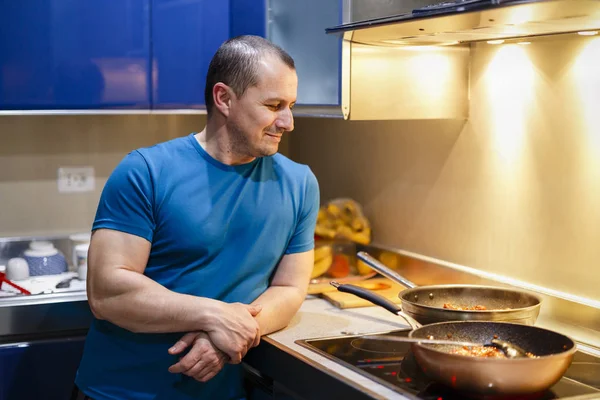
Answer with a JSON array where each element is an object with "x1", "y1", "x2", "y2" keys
[{"x1": 276, "y1": 107, "x2": 294, "y2": 132}]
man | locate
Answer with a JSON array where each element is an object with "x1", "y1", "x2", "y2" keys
[{"x1": 75, "y1": 35, "x2": 319, "y2": 400}]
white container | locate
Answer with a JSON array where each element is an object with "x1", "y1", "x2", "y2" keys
[
  {"x1": 6, "y1": 257, "x2": 30, "y2": 281},
  {"x1": 75, "y1": 243, "x2": 89, "y2": 280},
  {"x1": 74, "y1": 243, "x2": 89, "y2": 267},
  {"x1": 69, "y1": 232, "x2": 91, "y2": 270},
  {"x1": 77, "y1": 264, "x2": 88, "y2": 281}
]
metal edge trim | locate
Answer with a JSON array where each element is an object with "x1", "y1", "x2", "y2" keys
[
  {"x1": 0, "y1": 334, "x2": 87, "y2": 349},
  {"x1": 371, "y1": 242, "x2": 600, "y2": 310},
  {"x1": 0, "y1": 109, "x2": 207, "y2": 116},
  {"x1": 576, "y1": 343, "x2": 600, "y2": 357},
  {"x1": 0, "y1": 291, "x2": 88, "y2": 307},
  {"x1": 292, "y1": 105, "x2": 344, "y2": 118},
  {"x1": 341, "y1": 39, "x2": 351, "y2": 120},
  {"x1": 0, "y1": 107, "x2": 346, "y2": 118}
]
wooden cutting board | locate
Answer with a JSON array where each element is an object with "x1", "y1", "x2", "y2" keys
[{"x1": 320, "y1": 278, "x2": 404, "y2": 309}]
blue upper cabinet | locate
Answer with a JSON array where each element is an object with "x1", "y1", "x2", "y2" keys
[
  {"x1": 230, "y1": 0, "x2": 342, "y2": 108},
  {"x1": 0, "y1": 1, "x2": 151, "y2": 110},
  {"x1": 0, "y1": 1, "x2": 339, "y2": 111},
  {"x1": 152, "y1": 0, "x2": 230, "y2": 109},
  {"x1": 230, "y1": 0, "x2": 266, "y2": 38}
]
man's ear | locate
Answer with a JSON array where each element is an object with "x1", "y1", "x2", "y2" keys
[{"x1": 213, "y1": 83, "x2": 233, "y2": 117}]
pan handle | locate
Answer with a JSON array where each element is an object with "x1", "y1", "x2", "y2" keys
[
  {"x1": 357, "y1": 252, "x2": 417, "y2": 289},
  {"x1": 331, "y1": 282, "x2": 422, "y2": 330}
]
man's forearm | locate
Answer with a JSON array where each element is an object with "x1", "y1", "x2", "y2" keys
[
  {"x1": 251, "y1": 285, "x2": 307, "y2": 335},
  {"x1": 89, "y1": 267, "x2": 221, "y2": 334}
]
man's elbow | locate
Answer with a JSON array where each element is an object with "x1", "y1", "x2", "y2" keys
[
  {"x1": 294, "y1": 285, "x2": 308, "y2": 302},
  {"x1": 88, "y1": 294, "x2": 108, "y2": 321},
  {"x1": 284, "y1": 285, "x2": 307, "y2": 309}
]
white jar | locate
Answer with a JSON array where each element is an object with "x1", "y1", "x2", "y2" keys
[
  {"x1": 69, "y1": 233, "x2": 91, "y2": 271},
  {"x1": 23, "y1": 241, "x2": 68, "y2": 276},
  {"x1": 77, "y1": 264, "x2": 88, "y2": 281},
  {"x1": 6, "y1": 257, "x2": 30, "y2": 281},
  {"x1": 75, "y1": 243, "x2": 89, "y2": 280}
]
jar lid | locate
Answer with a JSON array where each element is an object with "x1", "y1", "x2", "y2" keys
[
  {"x1": 29, "y1": 241, "x2": 55, "y2": 251},
  {"x1": 25, "y1": 241, "x2": 58, "y2": 257},
  {"x1": 69, "y1": 232, "x2": 91, "y2": 243},
  {"x1": 75, "y1": 243, "x2": 90, "y2": 253}
]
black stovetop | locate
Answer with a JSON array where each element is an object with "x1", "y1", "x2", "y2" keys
[{"x1": 296, "y1": 329, "x2": 600, "y2": 400}]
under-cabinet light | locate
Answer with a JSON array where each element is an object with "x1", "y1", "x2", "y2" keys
[
  {"x1": 578, "y1": 31, "x2": 598, "y2": 36},
  {"x1": 487, "y1": 40, "x2": 505, "y2": 45}
]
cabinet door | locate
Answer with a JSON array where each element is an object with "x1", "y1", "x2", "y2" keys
[
  {"x1": 0, "y1": 336, "x2": 86, "y2": 400},
  {"x1": 230, "y1": 0, "x2": 267, "y2": 38},
  {"x1": 268, "y1": 0, "x2": 342, "y2": 106},
  {"x1": 0, "y1": 0, "x2": 151, "y2": 110},
  {"x1": 230, "y1": 0, "x2": 342, "y2": 107},
  {"x1": 152, "y1": 0, "x2": 229, "y2": 108}
]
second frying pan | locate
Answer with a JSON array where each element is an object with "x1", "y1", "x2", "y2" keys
[{"x1": 352, "y1": 252, "x2": 542, "y2": 325}]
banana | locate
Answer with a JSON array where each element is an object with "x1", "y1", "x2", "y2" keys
[
  {"x1": 314, "y1": 244, "x2": 332, "y2": 262},
  {"x1": 356, "y1": 259, "x2": 373, "y2": 276},
  {"x1": 311, "y1": 253, "x2": 333, "y2": 279}
]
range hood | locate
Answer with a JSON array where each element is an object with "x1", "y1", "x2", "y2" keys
[{"x1": 326, "y1": 0, "x2": 600, "y2": 46}]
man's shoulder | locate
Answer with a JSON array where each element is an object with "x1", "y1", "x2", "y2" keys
[
  {"x1": 271, "y1": 153, "x2": 313, "y2": 178},
  {"x1": 268, "y1": 154, "x2": 318, "y2": 198},
  {"x1": 136, "y1": 133, "x2": 193, "y2": 160}
]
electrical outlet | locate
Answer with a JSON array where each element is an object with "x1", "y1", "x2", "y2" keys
[{"x1": 58, "y1": 166, "x2": 95, "y2": 193}]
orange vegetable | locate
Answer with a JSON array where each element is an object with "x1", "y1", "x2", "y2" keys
[{"x1": 328, "y1": 254, "x2": 351, "y2": 278}]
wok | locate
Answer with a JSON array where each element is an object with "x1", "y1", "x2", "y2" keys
[
  {"x1": 407, "y1": 321, "x2": 576, "y2": 395},
  {"x1": 355, "y1": 251, "x2": 542, "y2": 326}
]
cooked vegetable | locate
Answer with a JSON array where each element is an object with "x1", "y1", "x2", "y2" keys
[{"x1": 443, "y1": 303, "x2": 488, "y2": 310}]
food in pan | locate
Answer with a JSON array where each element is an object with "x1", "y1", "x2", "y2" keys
[
  {"x1": 451, "y1": 346, "x2": 506, "y2": 358},
  {"x1": 442, "y1": 303, "x2": 512, "y2": 311},
  {"x1": 443, "y1": 303, "x2": 488, "y2": 310},
  {"x1": 449, "y1": 345, "x2": 537, "y2": 358}
]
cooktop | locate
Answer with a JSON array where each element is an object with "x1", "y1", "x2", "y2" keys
[{"x1": 296, "y1": 329, "x2": 600, "y2": 400}]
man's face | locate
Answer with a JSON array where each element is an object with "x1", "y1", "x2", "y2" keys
[{"x1": 227, "y1": 55, "x2": 297, "y2": 158}]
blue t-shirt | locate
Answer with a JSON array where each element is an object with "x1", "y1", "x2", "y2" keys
[{"x1": 76, "y1": 133, "x2": 319, "y2": 400}]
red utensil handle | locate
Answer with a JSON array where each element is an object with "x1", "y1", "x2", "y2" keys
[{"x1": 1, "y1": 276, "x2": 31, "y2": 295}]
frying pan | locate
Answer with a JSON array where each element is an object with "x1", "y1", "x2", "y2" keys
[
  {"x1": 337, "y1": 283, "x2": 577, "y2": 395},
  {"x1": 406, "y1": 321, "x2": 576, "y2": 395},
  {"x1": 355, "y1": 251, "x2": 542, "y2": 326}
]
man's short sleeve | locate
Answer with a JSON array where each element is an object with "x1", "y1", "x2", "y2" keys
[
  {"x1": 92, "y1": 150, "x2": 155, "y2": 242},
  {"x1": 285, "y1": 168, "x2": 320, "y2": 254}
]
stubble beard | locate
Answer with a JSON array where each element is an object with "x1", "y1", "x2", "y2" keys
[{"x1": 227, "y1": 120, "x2": 279, "y2": 159}]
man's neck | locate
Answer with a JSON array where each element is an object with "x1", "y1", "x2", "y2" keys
[{"x1": 195, "y1": 119, "x2": 255, "y2": 166}]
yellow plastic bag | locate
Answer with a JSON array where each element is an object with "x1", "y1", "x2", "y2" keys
[{"x1": 315, "y1": 198, "x2": 371, "y2": 245}]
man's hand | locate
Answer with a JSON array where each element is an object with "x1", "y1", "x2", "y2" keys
[
  {"x1": 168, "y1": 332, "x2": 228, "y2": 382},
  {"x1": 206, "y1": 302, "x2": 262, "y2": 364}
]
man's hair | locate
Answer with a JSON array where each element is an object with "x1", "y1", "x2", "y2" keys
[{"x1": 204, "y1": 35, "x2": 295, "y2": 115}]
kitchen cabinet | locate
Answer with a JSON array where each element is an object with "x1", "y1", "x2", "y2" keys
[
  {"x1": 0, "y1": 0, "x2": 339, "y2": 112},
  {"x1": 231, "y1": 0, "x2": 343, "y2": 111},
  {"x1": 0, "y1": 1, "x2": 151, "y2": 110},
  {"x1": 0, "y1": 335, "x2": 86, "y2": 400},
  {"x1": 151, "y1": 0, "x2": 229, "y2": 108}
]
